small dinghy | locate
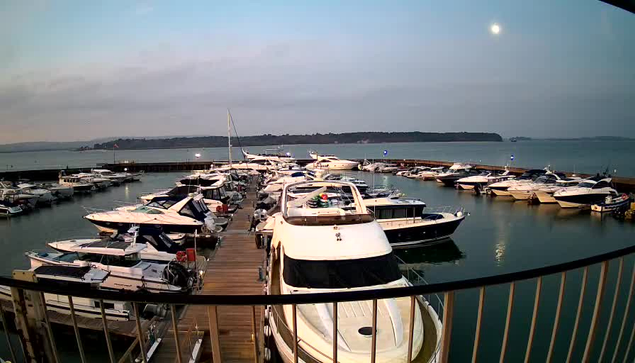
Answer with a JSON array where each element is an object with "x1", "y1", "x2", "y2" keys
[{"x1": 591, "y1": 194, "x2": 631, "y2": 213}]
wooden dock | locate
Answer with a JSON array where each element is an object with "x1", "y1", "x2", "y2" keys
[{"x1": 154, "y1": 184, "x2": 266, "y2": 363}]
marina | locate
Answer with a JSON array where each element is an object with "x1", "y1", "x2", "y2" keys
[{"x1": 0, "y1": 148, "x2": 634, "y2": 362}]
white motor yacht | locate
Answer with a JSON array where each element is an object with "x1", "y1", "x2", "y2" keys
[
  {"x1": 74, "y1": 173, "x2": 112, "y2": 190},
  {"x1": 0, "y1": 201, "x2": 22, "y2": 217},
  {"x1": 59, "y1": 174, "x2": 96, "y2": 193},
  {"x1": 266, "y1": 180, "x2": 441, "y2": 363},
  {"x1": 17, "y1": 183, "x2": 56, "y2": 205},
  {"x1": 456, "y1": 169, "x2": 515, "y2": 190},
  {"x1": 85, "y1": 196, "x2": 212, "y2": 235},
  {"x1": 488, "y1": 169, "x2": 549, "y2": 196},
  {"x1": 508, "y1": 172, "x2": 573, "y2": 201},
  {"x1": 365, "y1": 197, "x2": 466, "y2": 247},
  {"x1": 307, "y1": 152, "x2": 360, "y2": 170},
  {"x1": 0, "y1": 182, "x2": 40, "y2": 209},
  {"x1": 242, "y1": 148, "x2": 295, "y2": 163},
  {"x1": 534, "y1": 177, "x2": 582, "y2": 203},
  {"x1": 92, "y1": 169, "x2": 128, "y2": 185},
  {"x1": 39, "y1": 183, "x2": 75, "y2": 199},
  {"x1": 26, "y1": 242, "x2": 194, "y2": 293},
  {"x1": 0, "y1": 265, "x2": 133, "y2": 320},
  {"x1": 416, "y1": 167, "x2": 445, "y2": 180},
  {"x1": 554, "y1": 178, "x2": 619, "y2": 208},
  {"x1": 48, "y1": 226, "x2": 189, "y2": 263}
]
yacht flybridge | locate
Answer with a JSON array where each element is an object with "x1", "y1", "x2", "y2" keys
[
  {"x1": 307, "y1": 152, "x2": 360, "y2": 170},
  {"x1": 266, "y1": 180, "x2": 441, "y2": 363}
]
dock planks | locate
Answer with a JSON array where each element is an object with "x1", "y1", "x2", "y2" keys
[{"x1": 155, "y1": 184, "x2": 265, "y2": 363}]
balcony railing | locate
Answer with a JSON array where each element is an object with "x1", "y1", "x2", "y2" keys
[{"x1": 1, "y1": 243, "x2": 635, "y2": 362}]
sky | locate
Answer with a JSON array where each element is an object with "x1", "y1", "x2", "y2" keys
[{"x1": 0, "y1": 1, "x2": 634, "y2": 143}]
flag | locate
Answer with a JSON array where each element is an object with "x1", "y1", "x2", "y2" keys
[
  {"x1": 113, "y1": 144, "x2": 119, "y2": 149},
  {"x1": 383, "y1": 150, "x2": 388, "y2": 156},
  {"x1": 510, "y1": 154, "x2": 514, "y2": 161}
]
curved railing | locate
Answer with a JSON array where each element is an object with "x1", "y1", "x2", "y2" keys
[{"x1": 0, "y1": 243, "x2": 634, "y2": 363}]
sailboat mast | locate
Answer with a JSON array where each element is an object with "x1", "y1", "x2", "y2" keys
[{"x1": 227, "y1": 109, "x2": 232, "y2": 166}]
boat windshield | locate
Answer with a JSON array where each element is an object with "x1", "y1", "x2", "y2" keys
[
  {"x1": 132, "y1": 206, "x2": 164, "y2": 214},
  {"x1": 578, "y1": 182, "x2": 595, "y2": 188},
  {"x1": 283, "y1": 253, "x2": 402, "y2": 289}
]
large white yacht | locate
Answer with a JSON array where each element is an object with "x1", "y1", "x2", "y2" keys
[
  {"x1": 266, "y1": 180, "x2": 441, "y2": 363},
  {"x1": 307, "y1": 152, "x2": 360, "y2": 170},
  {"x1": 554, "y1": 178, "x2": 619, "y2": 208},
  {"x1": 16, "y1": 183, "x2": 56, "y2": 205}
]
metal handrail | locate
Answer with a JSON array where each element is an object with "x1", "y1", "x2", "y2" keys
[{"x1": 2, "y1": 243, "x2": 635, "y2": 305}]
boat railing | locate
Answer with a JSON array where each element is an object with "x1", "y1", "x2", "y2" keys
[
  {"x1": 424, "y1": 206, "x2": 465, "y2": 216},
  {"x1": 1, "y1": 243, "x2": 635, "y2": 362}
]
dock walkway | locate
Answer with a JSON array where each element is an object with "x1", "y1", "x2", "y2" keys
[{"x1": 154, "y1": 184, "x2": 265, "y2": 363}]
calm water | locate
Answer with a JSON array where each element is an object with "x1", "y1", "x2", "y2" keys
[
  {"x1": 2, "y1": 139, "x2": 635, "y2": 177},
  {"x1": 0, "y1": 171, "x2": 634, "y2": 361}
]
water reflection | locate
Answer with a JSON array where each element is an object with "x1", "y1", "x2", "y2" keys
[{"x1": 394, "y1": 238, "x2": 465, "y2": 266}]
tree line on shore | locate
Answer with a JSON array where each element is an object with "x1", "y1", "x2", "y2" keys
[{"x1": 89, "y1": 131, "x2": 503, "y2": 150}]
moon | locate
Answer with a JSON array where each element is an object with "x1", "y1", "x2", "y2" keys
[{"x1": 490, "y1": 23, "x2": 501, "y2": 35}]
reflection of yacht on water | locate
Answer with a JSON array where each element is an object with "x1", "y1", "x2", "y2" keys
[
  {"x1": 266, "y1": 180, "x2": 442, "y2": 363},
  {"x1": 394, "y1": 238, "x2": 465, "y2": 267}
]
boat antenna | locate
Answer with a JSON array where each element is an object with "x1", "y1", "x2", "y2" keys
[{"x1": 227, "y1": 109, "x2": 232, "y2": 166}]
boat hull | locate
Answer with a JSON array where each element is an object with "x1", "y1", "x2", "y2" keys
[
  {"x1": 555, "y1": 194, "x2": 609, "y2": 208},
  {"x1": 380, "y1": 214, "x2": 465, "y2": 247}
]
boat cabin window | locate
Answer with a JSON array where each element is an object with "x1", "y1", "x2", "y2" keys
[
  {"x1": 133, "y1": 206, "x2": 164, "y2": 214},
  {"x1": 370, "y1": 206, "x2": 424, "y2": 219},
  {"x1": 283, "y1": 253, "x2": 402, "y2": 289},
  {"x1": 78, "y1": 253, "x2": 141, "y2": 267},
  {"x1": 578, "y1": 181, "x2": 596, "y2": 188},
  {"x1": 593, "y1": 181, "x2": 611, "y2": 189}
]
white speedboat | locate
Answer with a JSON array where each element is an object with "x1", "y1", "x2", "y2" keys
[
  {"x1": 0, "y1": 182, "x2": 40, "y2": 209},
  {"x1": 26, "y1": 242, "x2": 194, "y2": 293},
  {"x1": 534, "y1": 177, "x2": 582, "y2": 203},
  {"x1": 508, "y1": 172, "x2": 573, "y2": 201},
  {"x1": 0, "y1": 265, "x2": 132, "y2": 320},
  {"x1": 307, "y1": 152, "x2": 360, "y2": 170},
  {"x1": 416, "y1": 167, "x2": 445, "y2": 180},
  {"x1": 266, "y1": 180, "x2": 441, "y2": 363},
  {"x1": 0, "y1": 201, "x2": 22, "y2": 217},
  {"x1": 85, "y1": 196, "x2": 211, "y2": 234},
  {"x1": 40, "y1": 183, "x2": 75, "y2": 199},
  {"x1": 456, "y1": 170, "x2": 515, "y2": 190},
  {"x1": 74, "y1": 173, "x2": 112, "y2": 190},
  {"x1": 365, "y1": 197, "x2": 465, "y2": 247},
  {"x1": 48, "y1": 226, "x2": 188, "y2": 263},
  {"x1": 488, "y1": 169, "x2": 548, "y2": 196},
  {"x1": 242, "y1": 148, "x2": 295, "y2": 163},
  {"x1": 17, "y1": 183, "x2": 56, "y2": 205},
  {"x1": 554, "y1": 178, "x2": 619, "y2": 208}
]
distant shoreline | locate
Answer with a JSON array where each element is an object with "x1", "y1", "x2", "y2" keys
[{"x1": 86, "y1": 131, "x2": 503, "y2": 151}]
